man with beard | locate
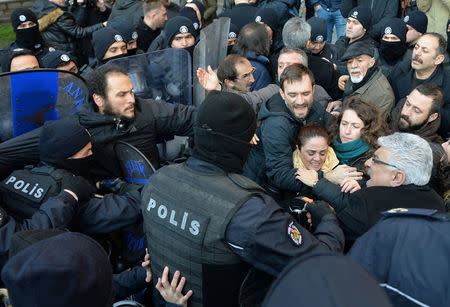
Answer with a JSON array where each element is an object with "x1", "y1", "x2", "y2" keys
[
  {"x1": 78, "y1": 64, "x2": 195, "y2": 178},
  {"x1": 391, "y1": 84, "x2": 444, "y2": 144},
  {"x1": 243, "y1": 64, "x2": 361, "y2": 201},
  {"x1": 378, "y1": 18, "x2": 408, "y2": 77},
  {"x1": 4, "y1": 8, "x2": 52, "y2": 60},
  {"x1": 338, "y1": 40, "x2": 394, "y2": 120},
  {"x1": 91, "y1": 27, "x2": 128, "y2": 68},
  {"x1": 388, "y1": 32, "x2": 450, "y2": 140}
]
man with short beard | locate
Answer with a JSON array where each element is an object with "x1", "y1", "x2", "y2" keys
[
  {"x1": 388, "y1": 32, "x2": 450, "y2": 140},
  {"x1": 338, "y1": 40, "x2": 394, "y2": 120},
  {"x1": 77, "y1": 64, "x2": 196, "y2": 178},
  {"x1": 391, "y1": 84, "x2": 444, "y2": 144},
  {"x1": 243, "y1": 64, "x2": 361, "y2": 202}
]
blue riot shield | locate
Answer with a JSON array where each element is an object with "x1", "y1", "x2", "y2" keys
[
  {"x1": 114, "y1": 141, "x2": 156, "y2": 184},
  {"x1": 109, "y1": 48, "x2": 192, "y2": 105},
  {"x1": 0, "y1": 69, "x2": 88, "y2": 142}
]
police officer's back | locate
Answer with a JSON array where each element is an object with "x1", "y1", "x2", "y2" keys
[
  {"x1": 349, "y1": 208, "x2": 450, "y2": 307},
  {"x1": 141, "y1": 91, "x2": 345, "y2": 307}
]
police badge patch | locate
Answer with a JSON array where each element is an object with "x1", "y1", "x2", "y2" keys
[
  {"x1": 114, "y1": 34, "x2": 123, "y2": 42},
  {"x1": 404, "y1": 16, "x2": 409, "y2": 23},
  {"x1": 180, "y1": 25, "x2": 188, "y2": 34},
  {"x1": 316, "y1": 35, "x2": 324, "y2": 42},
  {"x1": 229, "y1": 32, "x2": 236, "y2": 39},
  {"x1": 19, "y1": 15, "x2": 26, "y2": 22},
  {"x1": 255, "y1": 16, "x2": 262, "y2": 23},
  {"x1": 61, "y1": 54, "x2": 70, "y2": 62},
  {"x1": 132, "y1": 31, "x2": 138, "y2": 40},
  {"x1": 384, "y1": 27, "x2": 392, "y2": 35},
  {"x1": 351, "y1": 11, "x2": 358, "y2": 19},
  {"x1": 288, "y1": 221, "x2": 302, "y2": 245}
]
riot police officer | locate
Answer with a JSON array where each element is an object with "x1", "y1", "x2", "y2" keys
[{"x1": 141, "y1": 91, "x2": 345, "y2": 307}]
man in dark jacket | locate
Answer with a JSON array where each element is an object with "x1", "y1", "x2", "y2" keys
[
  {"x1": 136, "y1": 0, "x2": 167, "y2": 52},
  {"x1": 142, "y1": 90, "x2": 344, "y2": 307},
  {"x1": 306, "y1": 16, "x2": 344, "y2": 66},
  {"x1": 243, "y1": 64, "x2": 359, "y2": 201},
  {"x1": 377, "y1": 18, "x2": 408, "y2": 77},
  {"x1": 340, "y1": 0, "x2": 399, "y2": 35},
  {"x1": 388, "y1": 32, "x2": 450, "y2": 139},
  {"x1": 0, "y1": 119, "x2": 96, "y2": 269},
  {"x1": 79, "y1": 64, "x2": 196, "y2": 178},
  {"x1": 31, "y1": 0, "x2": 106, "y2": 64},
  {"x1": 298, "y1": 132, "x2": 445, "y2": 240},
  {"x1": 5, "y1": 8, "x2": 52, "y2": 60}
]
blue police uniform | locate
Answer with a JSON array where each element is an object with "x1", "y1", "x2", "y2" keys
[{"x1": 349, "y1": 208, "x2": 450, "y2": 307}]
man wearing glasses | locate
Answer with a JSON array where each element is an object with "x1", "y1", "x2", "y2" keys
[{"x1": 298, "y1": 132, "x2": 445, "y2": 241}]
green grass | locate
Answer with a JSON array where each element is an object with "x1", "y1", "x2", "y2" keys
[{"x1": 0, "y1": 24, "x2": 15, "y2": 48}]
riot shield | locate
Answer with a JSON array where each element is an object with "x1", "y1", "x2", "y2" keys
[
  {"x1": 0, "y1": 69, "x2": 88, "y2": 142},
  {"x1": 114, "y1": 141, "x2": 156, "y2": 184},
  {"x1": 193, "y1": 17, "x2": 230, "y2": 106},
  {"x1": 109, "y1": 48, "x2": 192, "y2": 105}
]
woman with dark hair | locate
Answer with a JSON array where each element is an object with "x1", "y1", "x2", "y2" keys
[
  {"x1": 293, "y1": 124, "x2": 339, "y2": 173},
  {"x1": 328, "y1": 97, "x2": 390, "y2": 171},
  {"x1": 232, "y1": 22, "x2": 273, "y2": 91},
  {"x1": 294, "y1": 97, "x2": 390, "y2": 194}
]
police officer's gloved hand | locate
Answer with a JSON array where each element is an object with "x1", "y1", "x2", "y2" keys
[
  {"x1": 305, "y1": 200, "x2": 335, "y2": 228},
  {"x1": 61, "y1": 174, "x2": 96, "y2": 202}
]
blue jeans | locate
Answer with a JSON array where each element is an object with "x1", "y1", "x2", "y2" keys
[{"x1": 316, "y1": 7, "x2": 347, "y2": 43}]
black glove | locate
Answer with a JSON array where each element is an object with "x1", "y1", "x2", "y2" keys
[
  {"x1": 305, "y1": 200, "x2": 334, "y2": 227},
  {"x1": 61, "y1": 174, "x2": 95, "y2": 202}
]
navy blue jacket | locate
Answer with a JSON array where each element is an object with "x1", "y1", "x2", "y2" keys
[
  {"x1": 388, "y1": 60, "x2": 450, "y2": 140},
  {"x1": 340, "y1": 0, "x2": 399, "y2": 34},
  {"x1": 349, "y1": 209, "x2": 450, "y2": 307},
  {"x1": 243, "y1": 92, "x2": 331, "y2": 194},
  {"x1": 246, "y1": 52, "x2": 273, "y2": 91}
]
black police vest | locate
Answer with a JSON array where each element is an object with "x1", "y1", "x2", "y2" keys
[
  {"x1": 0, "y1": 166, "x2": 65, "y2": 219},
  {"x1": 141, "y1": 163, "x2": 265, "y2": 307}
]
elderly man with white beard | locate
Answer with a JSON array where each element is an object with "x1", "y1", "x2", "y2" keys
[{"x1": 337, "y1": 40, "x2": 395, "y2": 120}]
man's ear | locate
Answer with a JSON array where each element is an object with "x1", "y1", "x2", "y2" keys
[
  {"x1": 391, "y1": 170, "x2": 406, "y2": 187},
  {"x1": 279, "y1": 87, "x2": 285, "y2": 99},
  {"x1": 92, "y1": 93, "x2": 104, "y2": 111},
  {"x1": 427, "y1": 112, "x2": 439, "y2": 123},
  {"x1": 435, "y1": 54, "x2": 445, "y2": 66},
  {"x1": 369, "y1": 56, "x2": 376, "y2": 68},
  {"x1": 224, "y1": 78, "x2": 234, "y2": 89},
  {"x1": 306, "y1": 40, "x2": 312, "y2": 49}
]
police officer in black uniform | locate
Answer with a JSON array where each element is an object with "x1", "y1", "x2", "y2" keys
[
  {"x1": 0, "y1": 118, "x2": 142, "y2": 235},
  {"x1": 141, "y1": 91, "x2": 345, "y2": 307},
  {"x1": 0, "y1": 119, "x2": 96, "y2": 269}
]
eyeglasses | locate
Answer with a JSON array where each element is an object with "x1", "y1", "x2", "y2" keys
[
  {"x1": 236, "y1": 67, "x2": 256, "y2": 80},
  {"x1": 371, "y1": 157, "x2": 399, "y2": 169}
]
